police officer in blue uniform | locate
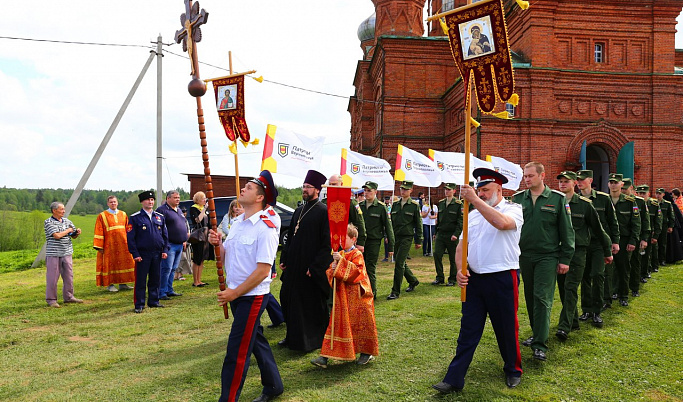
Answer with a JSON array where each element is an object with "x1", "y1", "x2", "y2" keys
[{"x1": 127, "y1": 191, "x2": 169, "y2": 313}]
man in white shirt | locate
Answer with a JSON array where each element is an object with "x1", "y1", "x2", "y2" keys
[
  {"x1": 433, "y1": 168, "x2": 524, "y2": 393},
  {"x1": 209, "y1": 170, "x2": 284, "y2": 402}
]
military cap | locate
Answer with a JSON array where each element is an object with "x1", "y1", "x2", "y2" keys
[
  {"x1": 556, "y1": 171, "x2": 577, "y2": 180},
  {"x1": 656, "y1": 188, "x2": 666, "y2": 194},
  {"x1": 473, "y1": 167, "x2": 508, "y2": 188},
  {"x1": 362, "y1": 181, "x2": 378, "y2": 190},
  {"x1": 443, "y1": 183, "x2": 457, "y2": 190},
  {"x1": 138, "y1": 191, "x2": 155, "y2": 202},
  {"x1": 353, "y1": 188, "x2": 365, "y2": 195},
  {"x1": 622, "y1": 178, "x2": 632, "y2": 189},
  {"x1": 635, "y1": 185, "x2": 649, "y2": 193},
  {"x1": 400, "y1": 181, "x2": 414, "y2": 190},
  {"x1": 576, "y1": 170, "x2": 593, "y2": 179},
  {"x1": 250, "y1": 170, "x2": 278, "y2": 206},
  {"x1": 608, "y1": 173, "x2": 623, "y2": 182}
]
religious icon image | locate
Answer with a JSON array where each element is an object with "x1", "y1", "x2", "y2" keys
[
  {"x1": 460, "y1": 16, "x2": 495, "y2": 60},
  {"x1": 216, "y1": 84, "x2": 237, "y2": 110}
]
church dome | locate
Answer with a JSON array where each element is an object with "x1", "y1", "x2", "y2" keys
[{"x1": 357, "y1": 13, "x2": 376, "y2": 42}]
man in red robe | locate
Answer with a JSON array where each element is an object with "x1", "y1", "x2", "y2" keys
[
  {"x1": 94, "y1": 196, "x2": 136, "y2": 291},
  {"x1": 311, "y1": 224, "x2": 379, "y2": 367}
]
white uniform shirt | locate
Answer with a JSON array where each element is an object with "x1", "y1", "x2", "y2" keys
[
  {"x1": 460, "y1": 200, "x2": 523, "y2": 274},
  {"x1": 222, "y1": 209, "x2": 279, "y2": 296}
]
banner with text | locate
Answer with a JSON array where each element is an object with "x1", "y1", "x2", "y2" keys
[
  {"x1": 261, "y1": 124, "x2": 324, "y2": 176},
  {"x1": 487, "y1": 155, "x2": 523, "y2": 191},
  {"x1": 340, "y1": 149, "x2": 394, "y2": 190},
  {"x1": 394, "y1": 145, "x2": 442, "y2": 188},
  {"x1": 429, "y1": 150, "x2": 493, "y2": 185}
]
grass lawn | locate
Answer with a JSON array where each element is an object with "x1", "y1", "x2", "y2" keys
[{"x1": 0, "y1": 251, "x2": 681, "y2": 401}]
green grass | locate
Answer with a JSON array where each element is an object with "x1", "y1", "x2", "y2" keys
[{"x1": 0, "y1": 252, "x2": 681, "y2": 401}]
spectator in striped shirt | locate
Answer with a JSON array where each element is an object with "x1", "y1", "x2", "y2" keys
[{"x1": 44, "y1": 202, "x2": 84, "y2": 308}]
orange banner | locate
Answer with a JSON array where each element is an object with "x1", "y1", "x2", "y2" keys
[{"x1": 326, "y1": 186, "x2": 351, "y2": 251}]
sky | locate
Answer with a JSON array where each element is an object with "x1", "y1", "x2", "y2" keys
[{"x1": 1, "y1": 2, "x2": 682, "y2": 193}]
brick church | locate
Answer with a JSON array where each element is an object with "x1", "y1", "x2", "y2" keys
[{"x1": 349, "y1": 0, "x2": 683, "y2": 193}]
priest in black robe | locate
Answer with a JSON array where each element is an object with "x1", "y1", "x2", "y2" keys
[{"x1": 279, "y1": 170, "x2": 332, "y2": 352}]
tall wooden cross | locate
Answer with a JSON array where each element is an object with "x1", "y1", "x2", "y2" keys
[
  {"x1": 175, "y1": 0, "x2": 229, "y2": 319},
  {"x1": 174, "y1": 0, "x2": 208, "y2": 78}
]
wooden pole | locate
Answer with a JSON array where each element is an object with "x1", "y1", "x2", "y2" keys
[{"x1": 461, "y1": 75, "x2": 472, "y2": 303}]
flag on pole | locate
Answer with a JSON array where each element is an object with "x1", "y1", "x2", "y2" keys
[
  {"x1": 211, "y1": 74, "x2": 251, "y2": 142},
  {"x1": 341, "y1": 149, "x2": 394, "y2": 190},
  {"x1": 261, "y1": 124, "x2": 324, "y2": 175},
  {"x1": 394, "y1": 145, "x2": 442, "y2": 187},
  {"x1": 486, "y1": 155, "x2": 523, "y2": 190},
  {"x1": 429, "y1": 150, "x2": 493, "y2": 185}
]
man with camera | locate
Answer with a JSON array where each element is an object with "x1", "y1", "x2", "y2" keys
[{"x1": 44, "y1": 202, "x2": 84, "y2": 308}]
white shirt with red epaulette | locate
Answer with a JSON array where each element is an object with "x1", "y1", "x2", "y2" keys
[{"x1": 222, "y1": 208, "x2": 279, "y2": 296}]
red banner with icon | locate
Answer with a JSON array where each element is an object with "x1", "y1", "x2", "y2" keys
[
  {"x1": 211, "y1": 74, "x2": 250, "y2": 142},
  {"x1": 326, "y1": 186, "x2": 351, "y2": 251}
]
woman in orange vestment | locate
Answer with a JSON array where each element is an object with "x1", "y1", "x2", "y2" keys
[{"x1": 311, "y1": 224, "x2": 379, "y2": 368}]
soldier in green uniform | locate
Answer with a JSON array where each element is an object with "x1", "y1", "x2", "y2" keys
[
  {"x1": 635, "y1": 185, "x2": 662, "y2": 291},
  {"x1": 387, "y1": 181, "x2": 422, "y2": 300},
  {"x1": 359, "y1": 181, "x2": 395, "y2": 298},
  {"x1": 621, "y1": 179, "x2": 649, "y2": 300},
  {"x1": 576, "y1": 170, "x2": 619, "y2": 328},
  {"x1": 655, "y1": 188, "x2": 675, "y2": 268},
  {"x1": 325, "y1": 174, "x2": 367, "y2": 250},
  {"x1": 555, "y1": 172, "x2": 612, "y2": 340},
  {"x1": 512, "y1": 162, "x2": 574, "y2": 361},
  {"x1": 431, "y1": 183, "x2": 463, "y2": 286},
  {"x1": 606, "y1": 174, "x2": 640, "y2": 308}
]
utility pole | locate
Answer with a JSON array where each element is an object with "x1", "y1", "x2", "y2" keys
[{"x1": 156, "y1": 34, "x2": 164, "y2": 207}]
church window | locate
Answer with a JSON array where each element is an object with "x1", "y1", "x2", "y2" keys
[
  {"x1": 595, "y1": 43, "x2": 604, "y2": 63},
  {"x1": 505, "y1": 103, "x2": 516, "y2": 118}
]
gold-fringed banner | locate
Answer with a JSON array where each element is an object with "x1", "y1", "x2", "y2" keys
[
  {"x1": 442, "y1": 0, "x2": 515, "y2": 113},
  {"x1": 211, "y1": 75, "x2": 250, "y2": 142}
]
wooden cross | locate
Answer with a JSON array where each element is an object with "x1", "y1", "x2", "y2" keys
[{"x1": 174, "y1": 0, "x2": 208, "y2": 77}]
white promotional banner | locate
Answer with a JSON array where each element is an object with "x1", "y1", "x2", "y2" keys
[
  {"x1": 261, "y1": 124, "x2": 324, "y2": 177},
  {"x1": 487, "y1": 155, "x2": 523, "y2": 191},
  {"x1": 428, "y1": 150, "x2": 494, "y2": 185},
  {"x1": 341, "y1": 149, "x2": 394, "y2": 190},
  {"x1": 394, "y1": 145, "x2": 442, "y2": 187}
]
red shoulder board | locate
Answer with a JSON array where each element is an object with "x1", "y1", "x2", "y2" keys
[
  {"x1": 268, "y1": 209, "x2": 276, "y2": 216},
  {"x1": 260, "y1": 215, "x2": 276, "y2": 228}
]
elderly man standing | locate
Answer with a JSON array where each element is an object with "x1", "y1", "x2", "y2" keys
[
  {"x1": 127, "y1": 191, "x2": 169, "y2": 313},
  {"x1": 94, "y1": 196, "x2": 136, "y2": 292},
  {"x1": 279, "y1": 170, "x2": 332, "y2": 352},
  {"x1": 512, "y1": 162, "x2": 574, "y2": 362},
  {"x1": 156, "y1": 190, "x2": 188, "y2": 300},
  {"x1": 432, "y1": 168, "x2": 523, "y2": 393},
  {"x1": 44, "y1": 202, "x2": 84, "y2": 308}
]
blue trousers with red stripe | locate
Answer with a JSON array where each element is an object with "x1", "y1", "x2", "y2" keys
[
  {"x1": 220, "y1": 295, "x2": 283, "y2": 402},
  {"x1": 442, "y1": 269, "x2": 523, "y2": 389}
]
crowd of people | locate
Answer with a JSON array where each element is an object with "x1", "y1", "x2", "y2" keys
[{"x1": 41, "y1": 163, "x2": 683, "y2": 401}]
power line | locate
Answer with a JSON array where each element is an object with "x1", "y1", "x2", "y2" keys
[{"x1": 0, "y1": 35, "x2": 155, "y2": 49}]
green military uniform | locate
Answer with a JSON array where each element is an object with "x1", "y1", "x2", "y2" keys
[
  {"x1": 578, "y1": 170, "x2": 620, "y2": 321},
  {"x1": 636, "y1": 186, "x2": 662, "y2": 285},
  {"x1": 625, "y1": 183, "x2": 649, "y2": 298},
  {"x1": 605, "y1": 175, "x2": 640, "y2": 306},
  {"x1": 359, "y1": 181, "x2": 395, "y2": 297},
  {"x1": 322, "y1": 197, "x2": 367, "y2": 247},
  {"x1": 512, "y1": 185, "x2": 575, "y2": 353},
  {"x1": 432, "y1": 183, "x2": 463, "y2": 285},
  {"x1": 556, "y1": 173, "x2": 611, "y2": 336},
  {"x1": 389, "y1": 182, "x2": 422, "y2": 298},
  {"x1": 656, "y1": 188, "x2": 675, "y2": 266}
]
